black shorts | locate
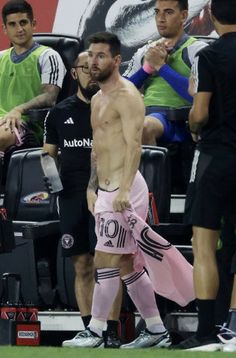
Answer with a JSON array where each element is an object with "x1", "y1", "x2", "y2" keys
[
  {"x1": 58, "y1": 192, "x2": 97, "y2": 257},
  {"x1": 184, "y1": 149, "x2": 236, "y2": 230}
]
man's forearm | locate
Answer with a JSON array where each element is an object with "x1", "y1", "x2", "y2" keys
[
  {"x1": 126, "y1": 67, "x2": 150, "y2": 89},
  {"x1": 159, "y1": 64, "x2": 193, "y2": 103},
  {"x1": 15, "y1": 92, "x2": 59, "y2": 115},
  {"x1": 189, "y1": 120, "x2": 207, "y2": 134},
  {"x1": 43, "y1": 143, "x2": 58, "y2": 161},
  {"x1": 119, "y1": 144, "x2": 141, "y2": 193},
  {"x1": 189, "y1": 108, "x2": 208, "y2": 134}
]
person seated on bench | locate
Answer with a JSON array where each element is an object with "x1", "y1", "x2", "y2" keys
[
  {"x1": 0, "y1": 0, "x2": 66, "y2": 183},
  {"x1": 124, "y1": 0, "x2": 207, "y2": 145}
]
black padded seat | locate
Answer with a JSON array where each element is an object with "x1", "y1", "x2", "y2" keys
[
  {"x1": 0, "y1": 148, "x2": 60, "y2": 306},
  {"x1": 33, "y1": 33, "x2": 84, "y2": 101},
  {"x1": 27, "y1": 33, "x2": 84, "y2": 128},
  {"x1": 140, "y1": 145, "x2": 171, "y2": 223}
]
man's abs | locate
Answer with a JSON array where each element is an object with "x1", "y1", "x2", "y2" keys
[{"x1": 96, "y1": 153, "x2": 125, "y2": 191}]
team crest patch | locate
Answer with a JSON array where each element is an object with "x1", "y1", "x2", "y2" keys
[
  {"x1": 21, "y1": 191, "x2": 49, "y2": 204},
  {"x1": 61, "y1": 234, "x2": 74, "y2": 249}
]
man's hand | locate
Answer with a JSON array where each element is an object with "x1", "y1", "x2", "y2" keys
[
  {"x1": 87, "y1": 189, "x2": 98, "y2": 216},
  {"x1": 2, "y1": 108, "x2": 23, "y2": 132},
  {"x1": 191, "y1": 132, "x2": 200, "y2": 142},
  {"x1": 112, "y1": 190, "x2": 131, "y2": 212},
  {"x1": 145, "y1": 43, "x2": 168, "y2": 71},
  {"x1": 188, "y1": 75, "x2": 197, "y2": 97}
]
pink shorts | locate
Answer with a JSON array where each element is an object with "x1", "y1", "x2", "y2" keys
[{"x1": 94, "y1": 171, "x2": 149, "y2": 254}]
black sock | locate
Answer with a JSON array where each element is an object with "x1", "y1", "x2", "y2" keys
[
  {"x1": 227, "y1": 309, "x2": 236, "y2": 332},
  {"x1": 82, "y1": 315, "x2": 92, "y2": 329},
  {"x1": 107, "y1": 320, "x2": 119, "y2": 335},
  {"x1": 196, "y1": 299, "x2": 216, "y2": 338}
]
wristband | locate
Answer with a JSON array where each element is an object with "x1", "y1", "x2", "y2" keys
[{"x1": 142, "y1": 63, "x2": 155, "y2": 74}]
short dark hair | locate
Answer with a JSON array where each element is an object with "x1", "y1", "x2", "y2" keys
[
  {"x1": 2, "y1": 0, "x2": 34, "y2": 24},
  {"x1": 157, "y1": 0, "x2": 188, "y2": 11},
  {"x1": 211, "y1": 0, "x2": 236, "y2": 25},
  {"x1": 72, "y1": 50, "x2": 87, "y2": 68},
  {"x1": 177, "y1": 0, "x2": 188, "y2": 11},
  {"x1": 87, "y1": 31, "x2": 121, "y2": 57}
]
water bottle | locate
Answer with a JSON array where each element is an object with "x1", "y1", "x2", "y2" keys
[{"x1": 40, "y1": 151, "x2": 63, "y2": 193}]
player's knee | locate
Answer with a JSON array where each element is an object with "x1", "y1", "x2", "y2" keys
[
  {"x1": 143, "y1": 117, "x2": 154, "y2": 136},
  {"x1": 72, "y1": 254, "x2": 94, "y2": 279},
  {"x1": 94, "y1": 251, "x2": 122, "y2": 269},
  {"x1": 119, "y1": 254, "x2": 134, "y2": 276},
  {"x1": 192, "y1": 236, "x2": 216, "y2": 262},
  {"x1": 142, "y1": 116, "x2": 163, "y2": 144},
  {"x1": 93, "y1": 251, "x2": 109, "y2": 269}
]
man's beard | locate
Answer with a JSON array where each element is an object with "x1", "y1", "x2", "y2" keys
[
  {"x1": 90, "y1": 66, "x2": 113, "y2": 82},
  {"x1": 78, "y1": 81, "x2": 99, "y2": 100}
]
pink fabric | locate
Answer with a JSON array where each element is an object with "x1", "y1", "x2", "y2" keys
[
  {"x1": 124, "y1": 210, "x2": 195, "y2": 307},
  {"x1": 94, "y1": 171, "x2": 195, "y2": 306},
  {"x1": 122, "y1": 270, "x2": 161, "y2": 319},
  {"x1": 95, "y1": 171, "x2": 149, "y2": 254},
  {"x1": 13, "y1": 123, "x2": 27, "y2": 147},
  {"x1": 91, "y1": 268, "x2": 120, "y2": 321},
  {"x1": 13, "y1": 127, "x2": 23, "y2": 146},
  {"x1": 95, "y1": 210, "x2": 138, "y2": 253},
  {"x1": 95, "y1": 171, "x2": 148, "y2": 215}
]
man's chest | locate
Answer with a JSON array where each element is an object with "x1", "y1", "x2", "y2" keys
[{"x1": 91, "y1": 98, "x2": 119, "y2": 129}]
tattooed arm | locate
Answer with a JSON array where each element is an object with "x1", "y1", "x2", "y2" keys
[
  {"x1": 87, "y1": 148, "x2": 99, "y2": 215},
  {"x1": 2, "y1": 48, "x2": 66, "y2": 132}
]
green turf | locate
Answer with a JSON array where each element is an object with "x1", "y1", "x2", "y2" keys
[{"x1": 0, "y1": 347, "x2": 235, "y2": 358}]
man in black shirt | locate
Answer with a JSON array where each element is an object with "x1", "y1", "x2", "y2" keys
[
  {"x1": 43, "y1": 51, "x2": 122, "y2": 348},
  {"x1": 174, "y1": 0, "x2": 236, "y2": 351}
]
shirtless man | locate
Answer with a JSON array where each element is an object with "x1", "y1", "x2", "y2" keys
[
  {"x1": 62, "y1": 31, "x2": 170, "y2": 349},
  {"x1": 47, "y1": 50, "x2": 123, "y2": 349}
]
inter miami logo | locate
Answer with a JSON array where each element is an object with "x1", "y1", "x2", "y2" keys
[
  {"x1": 127, "y1": 214, "x2": 137, "y2": 229},
  {"x1": 61, "y1": 234, "x2": 74, "y2": 249}
]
